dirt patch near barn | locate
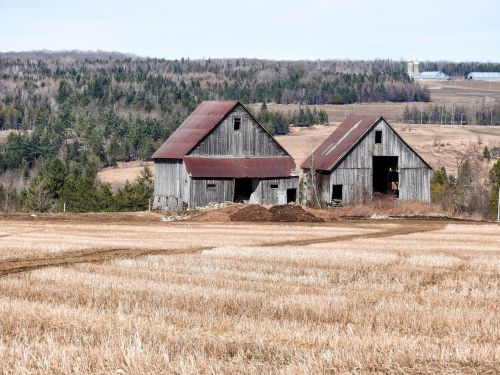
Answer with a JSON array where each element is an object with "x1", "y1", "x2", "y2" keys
[
  {"x1": 230, "y1": 204, "x2": 272, "y2": 222},
  {"x1": 229, "y1": 204, "x2": 324, "y2": 223},
  {"x1": 192, "y1": 204, "x2": 324, "y2": 223},
  {"x1": 190, "y1": 205, "x2": 241, "y2": 222},
  {"x1": 269, "y1": 205, "x2": 324, "y2": 223}
]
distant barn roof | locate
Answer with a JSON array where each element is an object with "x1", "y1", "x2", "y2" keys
[
  {"x1": 467, "y1": 72, "x2": 500, "y2": 81},
  {"x1": 301, "y1": 115, "x2": 431, "y2": 171},
  {"x1": 184, "y1": 157, "x2": 295, "y2": 178},
  {"x1": 151, "y1": 100, "x2": 238, "y2": 159},
  {"x1": 410, "y1": 71, "x2": 449, "y2": 80}
]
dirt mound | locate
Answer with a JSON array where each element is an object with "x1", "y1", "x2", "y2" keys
[
  {"x1": 269, "y1": 205, "x2": 324, "y2": 222},
  {"x1": 190, "y1": 206, "x2": 240, "y2": 222},
  {"x1": 230, "y1": 205, "x2": 272, "y2": 222}
]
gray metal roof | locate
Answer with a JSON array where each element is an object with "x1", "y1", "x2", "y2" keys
[
  {"x1": 410, "y1": 71, "x2": 449, "y2": 80},
  {"x1": 467, "y1": 72, "x2": 500, "y2": 81}
]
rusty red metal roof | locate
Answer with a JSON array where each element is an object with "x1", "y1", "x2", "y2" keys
[
  {"x1": 301, "y1": 115, "x2": 380, "y2": 171},
  {"x1": 152, "y1": 100, "x2": 239, "y2": 159},
  {"x1": 184, "y1": 157, "x2": 296, "y2": 178}
]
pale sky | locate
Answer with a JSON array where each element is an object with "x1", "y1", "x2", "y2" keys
[{"x1": 0, "y1": 0, "x2": 499, "y2": 61}]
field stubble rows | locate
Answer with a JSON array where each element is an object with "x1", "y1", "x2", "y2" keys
[{"x1": 0, "y1": 217, "x2": 498, "y2": 374}]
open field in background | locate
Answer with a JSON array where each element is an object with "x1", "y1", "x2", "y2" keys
[
  {"x1": 96, "y1": 160, "x2": 154, "y2": 191},
  {"x1": 250, "y1": 80, "x2": 500, "y2": 123},
  {"x1": 0, "y1": 215, "x2": 498, "y2": 373},
  {"x1": 427, "y1": 80, "x2": 500, "y2": 106}
]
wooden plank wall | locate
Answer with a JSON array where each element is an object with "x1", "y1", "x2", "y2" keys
[
  {"x1": 249, "y1": 177, "x2": 299, "y2": 205},
  {"x1": 190, "y1": 104, "x2": 288, "y2": 157},
  {"x1": 153, "y1": 160, "x2": 188, "y2": 210},
  {"x1": 189, "y1": 178, "x2": 234, "y2": 208}
]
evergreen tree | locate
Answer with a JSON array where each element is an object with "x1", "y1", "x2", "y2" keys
[
  {"x1": 489, "y1": 159, "x2": 500, "y2": 219},
  {"x1": 483, "y1": 146, "x2": 491, "y2": 160}
]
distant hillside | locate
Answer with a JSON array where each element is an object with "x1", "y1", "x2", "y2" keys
[
  {"x1": 0, "y1": 51, "x2": 497, "y2": 174},
  {"x1": 0, "y1": 52, "x2": 432, "y2": 172}
]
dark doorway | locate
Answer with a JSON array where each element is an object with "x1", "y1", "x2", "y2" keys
[
  {"x1": 234, "y1": 178, "x2": 254, "y2": 202},
  {"x1": 373, "y1": 156, "x2": 399, "y2": 196},
  {"x1": 332, "y1": 185, "x2": 343, "y2": 201},
  {"x1": 287, "y1": 188, "x2": 297, "y2": 203}
]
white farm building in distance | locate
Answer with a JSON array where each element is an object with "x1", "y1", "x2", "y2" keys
[
  {"x1": 467, "y1": 72, "x2": 500, "y2": 81},
  {"x1": 407, "y1": 61, "x2": 449, "y2": 81}
]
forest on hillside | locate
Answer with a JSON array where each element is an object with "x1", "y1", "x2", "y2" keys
[{"x1": 0, "y1": 52, "x2": 433, "y2": 172}]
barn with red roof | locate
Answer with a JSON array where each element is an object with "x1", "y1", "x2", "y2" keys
[
  {"x1": 152, "y1": 101, "x2": 298, "y2": 210},
  {"x1": 301, "y1": 115, "x2": 431, "y2": 205}
]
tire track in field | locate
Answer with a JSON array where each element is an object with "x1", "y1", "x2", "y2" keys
[
  {"x1": 0, "y1": 221, "x2": 447, "y2": 277},
  {"x1": 0, "y1": 246, "x2": 207, "y2": 277},
  {"x1": 260, "y1": 221, "x2": 447, "y2": 247}
]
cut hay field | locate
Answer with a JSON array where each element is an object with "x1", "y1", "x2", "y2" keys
[{"x1": 0, "y1": 214, "x2": 498, "y2": 374}]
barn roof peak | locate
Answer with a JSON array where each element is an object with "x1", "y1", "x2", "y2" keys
[
  {"x1": 301, "y1": 115, "x2": 380, "y2": 171},
  {"x1": 151, "y1": 100, "x2": 239, "y2": 159},
  {"x1": 301, "y1": 115, "x2": 432, "y2": 171}
]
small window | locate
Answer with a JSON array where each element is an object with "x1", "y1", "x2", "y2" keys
[
  {"x1": 270, "y1": 184, "x2": 278, "y2": 189},
  {"x1": 207, "y1": 183, "x2": 216, "y2": 190},
  {"x1": 375, "y1": 130, "x2": 382, "y2": 144},
  {"x1": 233, "y1": 117, "x2": 241, "y2": 131},
  {"x1": 332, "y1": 185, "x2": 343, "y2": 201}
]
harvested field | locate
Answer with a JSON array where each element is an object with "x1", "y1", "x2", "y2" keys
[
  {"x1": 0, "y1": 214, "x2": 498, "y2": 374},
  {"x1": 96, "y1": 161, "x2": 153, "y2": 191}
]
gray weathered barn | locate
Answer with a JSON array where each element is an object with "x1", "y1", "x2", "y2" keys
[
  {"x1": 152, "y1": 101, "x2": 298, "y2": 210},
  {"x1": 301, "y1": 115, "x2": 432, "y2": 205}
]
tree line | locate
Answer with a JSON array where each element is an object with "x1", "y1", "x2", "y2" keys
[
  {"x1": 0, "y1": 158, "x2": 154, "y2": 213},
  {"x1": 255, "y1": 101, "x2": 329, "y2": 135}
]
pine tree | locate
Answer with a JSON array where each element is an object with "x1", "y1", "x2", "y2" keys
[
  {"x1": 483, "y1": 146, "x2": 491, "y2": 160},
  {"x1": 489, "y1": 159, "x2": 500, "y2": 219}
]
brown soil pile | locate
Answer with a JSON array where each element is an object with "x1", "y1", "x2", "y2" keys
[
  {"x1": 269, "y1": 205, "x2": 324, "y2": 222},
  {"x1": 230, "y1": 205, "x2": 272, "y2": 222},
  {"x1": 190, "y1": 206, "x2": 240, "y2": 222}
]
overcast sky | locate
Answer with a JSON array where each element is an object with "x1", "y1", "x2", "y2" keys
[{"x1": 1, "y1": 0, "x2": 499, "y2": 61}]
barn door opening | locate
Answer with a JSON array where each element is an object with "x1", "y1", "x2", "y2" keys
[
  {"x1": 373, "y1": 156, "x2": 399, "y2": 197},
  {"x1": 287, "y1": 188, "x2": 297, "y2": 203},
  {"x1": 234, "y1": 178, "x2": 254, "y2": 203}
]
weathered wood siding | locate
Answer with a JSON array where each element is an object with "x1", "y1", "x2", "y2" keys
[
  {"x1": 319, "y1": 120, "x2": 431, "y2": 204},
  {"x1": 153, "y1": 160, "x2": 188, "y2": 210},
  {"x1": 189, "y1": 178, "x2": 234, "y2": 208},
  {"x1": 399, "y1": 168, "x2": 431, "y2": 201},
  {"x1": 249, "y1": 177, "x2": 299, "y2": 205},
  {"x1": 188, "y1": 177, "x2": 298, "y2": 208},
  {"x1": 189, "y1": 104, "x2": 287, "y2": 157}
]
